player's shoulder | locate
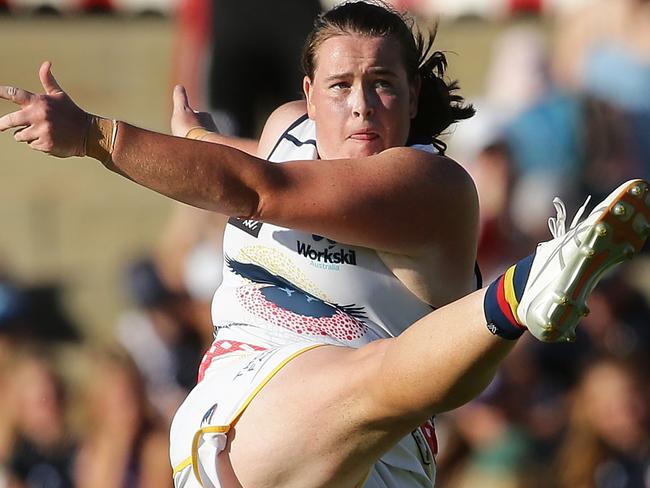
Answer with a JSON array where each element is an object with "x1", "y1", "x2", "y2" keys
[
  {"x1": 267, "y1": 100, "x2": 307, "y2": 124},
  {"x1": 379, "y1": 146, "x2": 477, "y2": 198},
  {"x1": 257, "y1": 101, "x2": 308, "y2": 158},
  {"x1": 380, "y1": 146, "x2": 462, "y2": 171}
]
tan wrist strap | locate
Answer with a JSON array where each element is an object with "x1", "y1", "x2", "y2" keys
[
  {"x1": 86, "y1": 116, "x2": 117, "y2": 163},
  {"x1": 185, "y1": 127, "x2": 213, "y2": 141}
]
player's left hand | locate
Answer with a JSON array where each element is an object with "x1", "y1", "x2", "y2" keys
[
  {"x1": 0, "y1": 61, "x2": 89, "y2": 158},
  {"x1": 171, "y1": 84, "x2": 218, "y2": 137}
]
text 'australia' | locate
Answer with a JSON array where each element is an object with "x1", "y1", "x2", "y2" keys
[{"x1": 296, "y1": 241, "x2": 357, "y2": 265}]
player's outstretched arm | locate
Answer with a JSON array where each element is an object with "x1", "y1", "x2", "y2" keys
[
  {"x1": 0, "y1": 62, "x2": 267, "y2": 218},
  {"x1": 0, "y1": 62, "x2": 476, "y2": 259}
]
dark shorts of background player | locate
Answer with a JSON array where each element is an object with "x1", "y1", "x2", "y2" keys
[{"x1": 208, "y1": 0, "x2": 321, "y2": 138}]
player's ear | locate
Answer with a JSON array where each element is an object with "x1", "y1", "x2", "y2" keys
[{"x1": 303, "y1": 76, "x2": 316, "y2": 119}]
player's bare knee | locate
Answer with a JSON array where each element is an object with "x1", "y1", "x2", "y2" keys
[{"x1": 347, "y1": 339, "x2": 426, "y2": 427}]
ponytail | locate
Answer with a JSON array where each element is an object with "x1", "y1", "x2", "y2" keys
[{"x1": 408, "y1": 32, "x2": 475, "y2": 154}]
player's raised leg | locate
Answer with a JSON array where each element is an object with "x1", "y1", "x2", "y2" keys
[{"x1": 224, "y1": 180, "x2": 650, "y2": 487}]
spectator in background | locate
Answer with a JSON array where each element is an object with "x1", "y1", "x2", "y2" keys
[
  {"x1": 452, "y1": 17, "x2": 650, "y2": 277},
  {"x1": 553, "y1": 0, "x2": 650, "y2": 196},
  {"x1": 116, "y1": 257, "x2": 205, "y2": 423},
  {"x1": 462, "y1": 140, "x2": 522, "y2": 281},
  {"x1": 552, "y1": 358, "x2": 650, "y2": 488},
  {"x1": 4, "y1": 348, "x2": 77, "y2": 488},
  {"x1": 155, "y1": 205, "x2": 224, "y2": 341},
  {"x1": 0, "y1": 281, "x2": 24, "y2": 484},
  {"x1": 436, "y1": 336, "x2": 574, "y2": 488},
  {"x1": 553, "y1": 0, "x2": 650, "y2": 111},
  {"x1": 438, "y1": 388, "x2": 534, "y2": 488},
  {"x1": 75, "y1": 348, "x2": 171, "y2": 488},
  {"x1": 0, "y1": 276, "x2": 80, "y2": 486},
  {"x1": 447, "y1": 26, "x2": 570, "y2": 278},
  {"x1": 491, "y1": 26, "x2": 583, "y2": 200}
]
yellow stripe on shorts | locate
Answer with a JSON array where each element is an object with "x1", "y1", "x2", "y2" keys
[{"x1": 173, "y1": 456, "x2": 192, "y2": 476}]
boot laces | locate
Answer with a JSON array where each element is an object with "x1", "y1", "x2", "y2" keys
[{"x1": 548, "y1": 195, "x2": 592, "y2": 239}]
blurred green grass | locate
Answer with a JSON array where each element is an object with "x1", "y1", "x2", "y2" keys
[{"x1": 0, "y1": 15, "x2": 528, "y2": 341}]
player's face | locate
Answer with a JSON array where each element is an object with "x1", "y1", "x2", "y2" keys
[{"x1": 303, "y1": 34, "x2": 419, "y2": 159}]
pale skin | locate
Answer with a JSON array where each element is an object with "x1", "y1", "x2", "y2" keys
[{"x1": 0, "y1": 34, "x2": 517, "y2": 487}]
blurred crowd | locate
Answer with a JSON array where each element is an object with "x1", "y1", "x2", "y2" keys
[
  {"x1": 0, "y1": 250, "x2": 211, "y2": 487},
  {"x1": 2, "y1": 0, "x2": 650, "y2": 487},
  {"x1": 439, "y1": 0, "x2": 650, "y2": 486}
]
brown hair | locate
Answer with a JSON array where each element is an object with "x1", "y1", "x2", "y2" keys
[{"x1": 301, "y1": 0, "x2": 475, "y2": 154}]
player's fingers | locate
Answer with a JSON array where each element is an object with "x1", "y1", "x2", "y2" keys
[
  {"x1": 0, "y1": 110, "x2": 30, "y2": 132},
  {"x1": 0, "y1": 86, "x2": 36, "y2": 106},
  {"x1": 173, "y1": 85, "x2": 191, "y2": 112},
  {"x1": 39, "y1": 61, "x2": 63, "y2": 95},
  {"x1": 14, "y1": 126, "x2": 37, "y2": 144}
]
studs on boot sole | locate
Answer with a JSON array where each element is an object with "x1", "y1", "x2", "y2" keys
[
  {"x1": 613, "y1": 202, "x2": 633, "y2": 221},
  {"x1": 633, "y1": 213, "x2": 650, "y2": 237},
  {"x1": 623, "y1": 243, "x2": 635, "y2": 259},
  {"x1": 630, "y1": 182, "x2": 647, "y2": 197},
  {"x1": 596, "y1": 223, "x2": 609, "y2": 237},
  {"x1": 565, "y1": 334, "x2": 576, "y2": 343},
  {"x1": 554, "y1": 292, "x2": 569, "y2": 305},
  {"x1": 581, "y1": 246, "x2": 596, "y2": 258},
  {"x1": 542, "y1": 321, "x2": 554, "y2": 334}
]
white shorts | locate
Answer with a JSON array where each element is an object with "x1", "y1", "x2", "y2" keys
[
  {"x1": 170, "y1": 341, "x2": 322, "y2": 488},
  {"x1": 169, "y1": 340, "x2": 436, "y2": 488}
]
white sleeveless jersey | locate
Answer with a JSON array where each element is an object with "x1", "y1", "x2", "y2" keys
[
  {"x1": 211, "y1": 114, "x2": 435, "y2": 350},
  {"x1": 200, "y1": 114, "x2": 441, "y2": 487}
]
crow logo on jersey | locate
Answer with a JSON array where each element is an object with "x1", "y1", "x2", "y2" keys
[{"x1": 225, "y1": 256, "x2": 368, "y2": 342}]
